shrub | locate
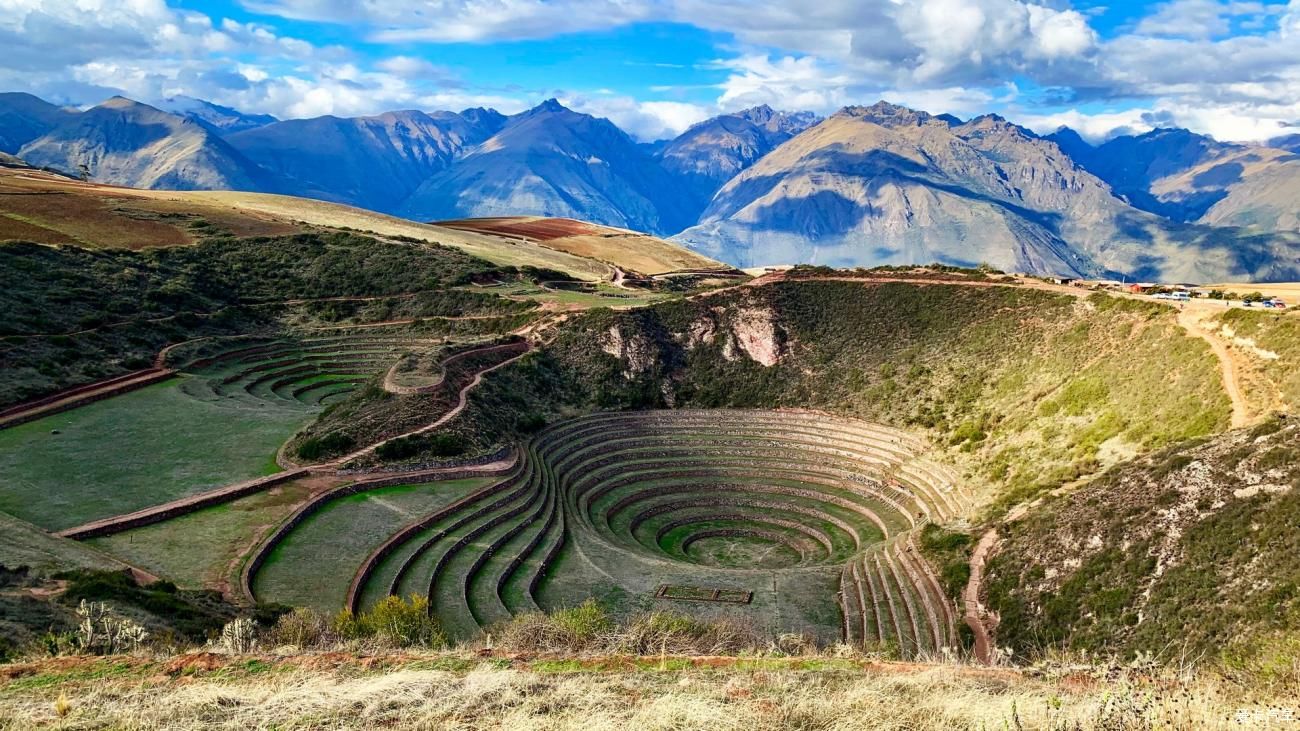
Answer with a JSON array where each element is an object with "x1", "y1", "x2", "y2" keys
[
  {"x1": 611, "y1": 611, "x2": 760, "y2": 656},
  {"x1": 296, "y1": 432, "x2": 355, "y2": 460},
  {"x1": 220, "y1": 617, "x2": 258, "y2": 654},
  {"x1": 375, "y1": 433, "x2": 467, "y2": 462},
  {"x1": 267, "y1": 607, "x2": 332, "y2": 649},
  {"x1": 495, "y1": 599, "x2": 613, "y2": 652},
  {"x1": 333, "y1": 595, "x2": 446, "y2": 648}
]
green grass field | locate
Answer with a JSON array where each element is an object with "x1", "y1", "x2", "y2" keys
[
  {"x1": 86, "y1": 480, "x2": 318, "y2": 589},
  {"x1": 253, "y1": 478, "x2": 500, "y2": 612},
  {"x1": 471, "y1": 283, "x2": 668, "y2": 309},
  {"x1": 0, "y1": 511, "x2": 129, "y2": 574},
  {"x1": 0, "y1": 378, "x2": 313, "y2": 531}
]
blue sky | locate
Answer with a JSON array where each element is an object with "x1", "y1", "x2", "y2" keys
[{"x1": 2, "y1": 0, "x2": 1299, "y2": 142}]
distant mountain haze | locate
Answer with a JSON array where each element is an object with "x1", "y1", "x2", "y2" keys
[
  {"x1": 227, "y1": 109, "x2": 505, "y2": 213},
  {"x1": 0, "y1": 92, "x2": 76, "y2": 154},
  {"x1": 3, "y1": 91, "x2": 1300, "y2": 281},
  {"x1": 400, "y1": 99, "x2": 695, "y2": 234},
  {"x1": 17, "y1": 97, "x2": 281, "y2": 192}
]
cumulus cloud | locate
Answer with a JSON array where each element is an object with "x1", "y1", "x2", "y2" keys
[{"x1": 563, "y1": 94, "x2": 711, "y2": 140}]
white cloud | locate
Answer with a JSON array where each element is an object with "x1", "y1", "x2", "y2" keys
[
  {"x1": 243, "y1": 0, "x2": 657, "y2": 42},
  {"x1": 563, "y1": 94, "x2": 711, "y2": 140},
  {"x1": 714, "y1": 55, "x2": 855, "y2": 113},
  {"x1": 4, "y1": 0, "x2": 1300, "y2": 146},
  {"x1": 1017, "y1": 108, "x2": 1159, "y2": 141}
]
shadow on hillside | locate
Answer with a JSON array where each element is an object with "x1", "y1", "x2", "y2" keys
[{"x1": 707, "y1": 148, "x2": 1067, "y2": 238}]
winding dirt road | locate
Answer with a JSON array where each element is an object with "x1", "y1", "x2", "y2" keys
[
  {"x1": 1177, "y1": 308, "x2": 1253, "y2": 428},
  {"x1": 327, "y1": 343, "x2": 534, "y2": 467},
  {"x1": 964, "y1": 529, "x2": 999, "y2": 665}
]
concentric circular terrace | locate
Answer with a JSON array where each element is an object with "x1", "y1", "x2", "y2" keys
[{"x1": 248, "y1": 409, "x2": 968, "y2": 656}]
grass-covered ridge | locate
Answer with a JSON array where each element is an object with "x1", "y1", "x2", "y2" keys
[
  {"x1": 985, "y1": 417, "x2": 1300, "y2": 667},
  {"x1": 0, "y1": 231, "x2": 531, "y2": 406},
  {"x1": 446, "y1": 281, "x2": 1229, "y2": 510}
]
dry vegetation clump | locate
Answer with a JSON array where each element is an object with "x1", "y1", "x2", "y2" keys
[
  {"x1": 493, "y1": 600, "x2": 614, "y2": 653},
  {"x1": 491, "y1": 602, "x2": 766, "y2": 657},
  {"x1": 610, "y1": 612, "x2": 763, "y2": 656},
  {"x1": 331, "y1": 596, "x2": 447, "y2": 650}
]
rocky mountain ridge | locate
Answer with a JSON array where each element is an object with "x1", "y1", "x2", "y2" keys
[{"x1": 4, "y1": 91, "x2": 1300, "y2": 281}]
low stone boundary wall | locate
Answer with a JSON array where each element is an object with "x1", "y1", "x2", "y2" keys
[
  {"x1": 57, "y1": 468, "x2": 310, "y2": 540},
  {"x1": 0, "y1": 369, "x2": 176, "y2": 431}
]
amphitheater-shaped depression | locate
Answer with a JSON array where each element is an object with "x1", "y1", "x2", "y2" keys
[{"x1": 249, "y1": 409, "x2": 969, "y2": 652}]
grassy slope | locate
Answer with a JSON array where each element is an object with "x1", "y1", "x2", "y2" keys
[
  {"x1": 0, "y1": 512, "x2": 130, "y2": 574},
  {"x1": 1212, "y1": 308, "x2": 1300, "y2": 408},
  {"x1": 0, "y1": 379, "x2": 310, "y2": 531},
  {"x1": 0, "y1": 168, "x2": 727, "y2": 281},
  {"x1": 136, "y1": 189, "x2": 725, "y2": 280},
  {"x1": 0, "y1": 168, "x2": 299, "y2": 249},
  {"x1": 86, "y1": 480, "x2": 318, "y2": 589},
  {"x1": 986, "y1": 418, "x2": 1300, "y2": 667},
  {"x1": 448, "y1": 282, "x2": 1229, "y2": 511}
]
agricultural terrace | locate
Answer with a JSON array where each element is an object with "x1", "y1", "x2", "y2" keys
[
  {"x1": 247, "y1": 410, "x2": 966, "y2": 655},
  {"x1": 0, "y1": 331, "x2": 448, "y2": 531}
]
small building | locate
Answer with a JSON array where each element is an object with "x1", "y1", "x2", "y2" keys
[
  {"x1": 1128, "y1": 283, "x2": 1158, "y2": 294},
  {"x1": 1079, "y1": 279, "x2": 1123, "y2": 291},
  {"x1": 1048, "y1": 276, "x2": 1076, "y2": 286}
]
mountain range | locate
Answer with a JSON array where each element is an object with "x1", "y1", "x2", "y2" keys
[{"x1": 3, "y1": 90, "x2": 1300, "y2": 281}]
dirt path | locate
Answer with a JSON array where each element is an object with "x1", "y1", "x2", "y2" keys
[
  {"x1": 964, "y1": 529, "x2": 999, "y2": 665},
  {"x1": 328, "y1": 345, "x2": 533, "y2": 467},
  {"x1": 382, "y1": 341, "x2": 526, "y2": 395},
  {"x1": 1177, "y1": 308, "x2": 1252, "y2": 428}
]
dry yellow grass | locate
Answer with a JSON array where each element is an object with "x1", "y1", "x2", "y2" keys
[
  {"x1": 0, "y1": 168, "x2": 297, "y2": 248},
  {"x1": 0, "y1": 169, "x2": 725, "y2": 281},
  {"x1": 0, "y1": 651, "x2": 1280, "y2": 730},
  {"x1": 436, "y1": 216, "x2": 727, "y2": 276},
  {"x1": 1204, "y1": 282, "x2": 1300, "y2": 301}
]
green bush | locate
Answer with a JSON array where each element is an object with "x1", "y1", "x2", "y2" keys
[
  {"x1": 296, "y1": 432, "x2": 355, "y2": 460},
  {"x1": 332, "y1": 595, "x2": 446, "y2": 648},
  {"x1": 268, "y1": 607, "x2": 332, "y2": 648},
  {"x1": 53, "y1": 570, "x2": 226, "y2": 640}
]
